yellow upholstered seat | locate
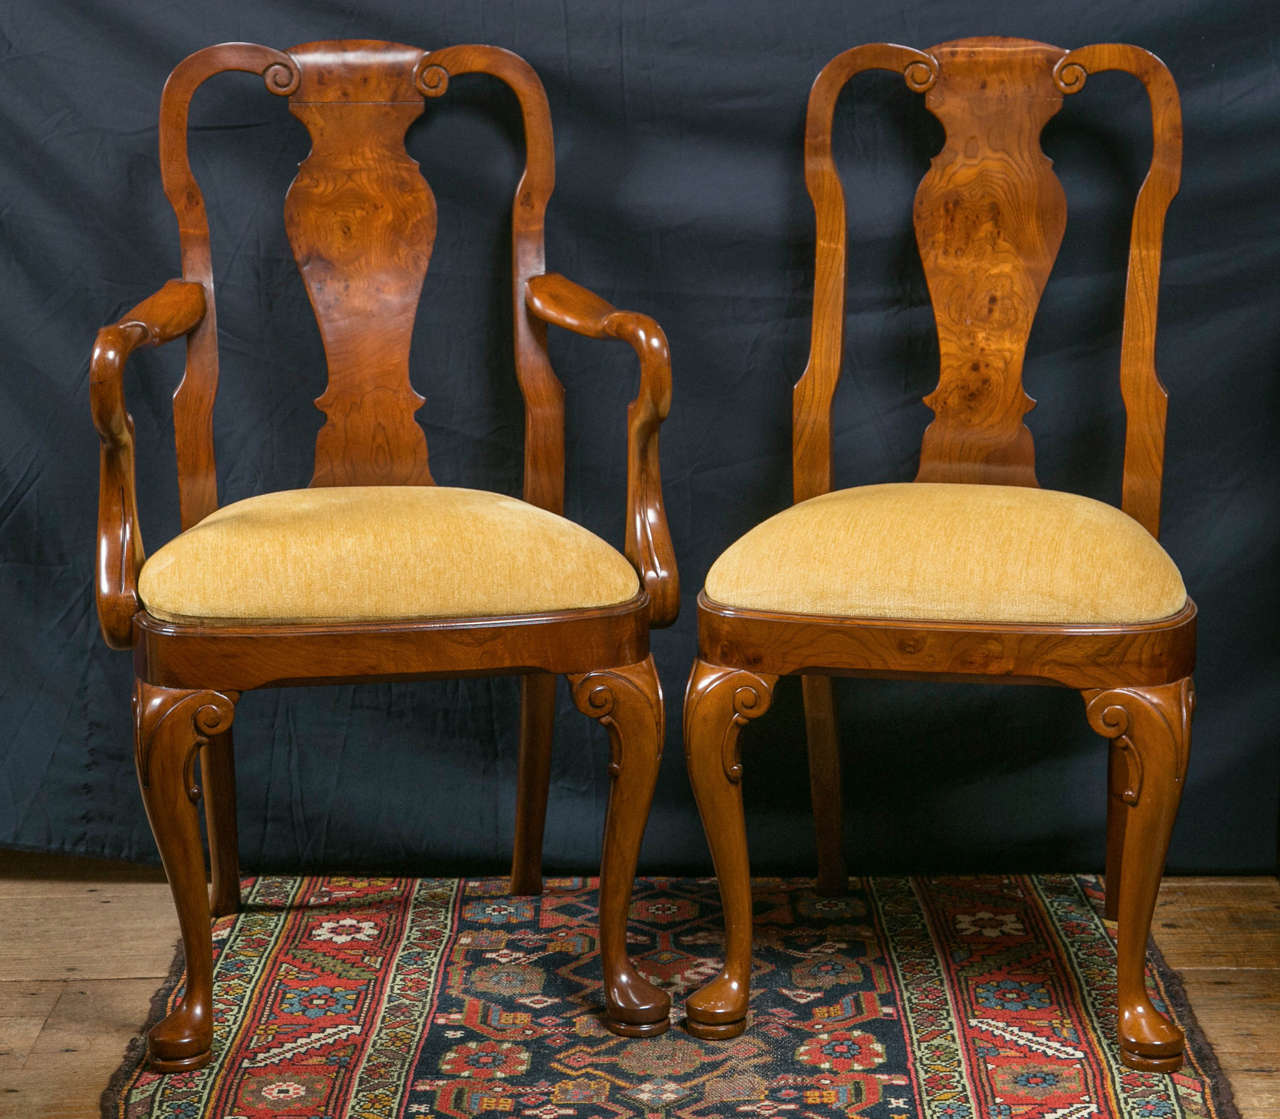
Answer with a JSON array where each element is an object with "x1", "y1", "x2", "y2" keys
[
  {"x1": 704, "y1": 482, "x2": 1186, "y2": 625},
  {"x1": 138, "y1": 486, "x2": 640, "y2": 624}
]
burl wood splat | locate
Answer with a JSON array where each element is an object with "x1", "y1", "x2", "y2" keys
[{"x1": 795, "y1": 37, "x2": 1181, "y2": 535}]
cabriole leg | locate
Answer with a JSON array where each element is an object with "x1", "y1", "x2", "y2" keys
[
  {"x1": 803, "y1": 674, "x2": 847, "y2": 895},
  {"x1": 134, "y1": 680, "x2": 237, "y2": 1073},
  {"x1": 510, "y1": 672, "x2": 557, "y2": 896},
  {"x1": 1085, "y1": 677, "x2": 1194, "y2": 1072},
  {"x1": 682, "y1": 658, "x2": 776, "y2": 1040},
  {"x1": 569, "y1": 655, "x2": 671, "y2": 1037},
  {"x1": 202, "y1": 727, "x2": 240, "y2": 917}
]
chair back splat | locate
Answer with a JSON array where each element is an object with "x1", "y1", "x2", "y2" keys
[
  {"x1": 794, "y1": 37, "x2": 1182, "y2": 536},
  {"x1": 157, "y1": 40, "x2": 563, "y2": 528}
]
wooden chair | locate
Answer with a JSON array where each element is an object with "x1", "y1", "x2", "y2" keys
[
  {"x1": 682, "y1": 37, "x2": 1194, "y2": 1073},
  {"x1": 90, "y1": 39, "x2": 679, "y2": 1072}
]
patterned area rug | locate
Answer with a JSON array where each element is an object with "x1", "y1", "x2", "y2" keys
[{"x1": 102, "y1": 875, "x2": 1238, "y2": 1119}]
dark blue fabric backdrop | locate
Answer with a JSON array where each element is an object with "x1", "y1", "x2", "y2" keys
[{"x1": 1, "y1": 0, "x2": 1276, "y2": 875}]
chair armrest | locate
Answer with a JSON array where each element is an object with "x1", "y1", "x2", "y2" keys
[
  {"x1": 90, "y1": 280, "x2": 206, "y2": 648},
  {"x1": 526, "y1": 273, "x2": 679, "y2": 626}
]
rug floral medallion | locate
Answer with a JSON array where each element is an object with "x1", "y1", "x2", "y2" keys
[{"x1": 104, "y1": 874, "x2": 1238, "y2": 1119}]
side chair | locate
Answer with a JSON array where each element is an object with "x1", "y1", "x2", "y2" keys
[
  {"x1": 682, "y1": 37, "x2": 1194, "y2": 1073},
  {"x1": 90, "y1": 39, "x2": 679, "y2": 1072}
]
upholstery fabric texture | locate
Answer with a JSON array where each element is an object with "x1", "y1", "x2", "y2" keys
[
  {"x1": 138, "y1": 486, "x2": 640, "y2": 623},
  {"x1": 704, "y1": 482, "x2": 1187, "y2": 624}
]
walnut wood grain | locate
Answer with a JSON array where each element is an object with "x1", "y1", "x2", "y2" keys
[
  {"x1": 200, "y1": 729, "x2": 240, "y2": 918},
  {"x1": 95, "y1": 39, "x2": 678, "y2": 1069},
  {"x1": 526, "y1": 273, "x2": 679, "y2": 625},
  {"x1": 132, "y1": 597, "x2": 651, "y2": 691},
  {"x1": 158, "y1": 43, "x2": 299, "y2": 529},
  {"x1": 802, "y1": 674, "x2": 847, "y2": 894},
  {"x1": 913, "y1": 39, "x2": 1070, "y2": 486},
  {"x1": 91, "y1": 280, "x2": 206, "y2": 648},
  {"x1": 285, "y1": 42, "x2": 435, "y2": 487},
  {"x1": 133, "y1": 682, "x2": 237, "y2": 1071},
  {"x1": 1104, "y1": 737, "x2": 1128, "y2": 921},
  {"x1": 1054, "y1": 44, "x2": 1183, "y2": 537},
  {"x1": 698, "y1": 594, "x2": 1195, "y2": 689},
  {"x1": 793, "y1": 37, "x2": 1181, "y2": 510},
  {"x1": 418, "y1": 44, "x2": 564, "y2": 515},
  {"x1": 1085, "y1": 678, "x2": 1194, "y2": 1070},
  {"x1": 682, "y1": 659, "x2": 776, "y2": 1039},
  {"x1": 509, "y1": 673, "x2": 558, "y2": 896},
  {"x1": 686, "y1": 38, "x2": 1192, "y2": 1071},
  {"x1": 794, "y1": 42, "x2": 936, "y2": 503},
  {"x1": 569, "y1": 656, "x2": 671, "y2": 1035},
  {"x1": 153, "y1": 41, "x2": 573, "y2": 520}
]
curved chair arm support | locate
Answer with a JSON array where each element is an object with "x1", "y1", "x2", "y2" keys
[
  {"x1": 91, "y1": 280, "x2": 207, "y2": 648},
  {"x1": 525, "y1": 273, "x2": 679, "y2": 626}
]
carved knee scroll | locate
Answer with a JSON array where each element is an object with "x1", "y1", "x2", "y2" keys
[
  {"x1": 568, "y1": 657, "x2": 671, "y2": 1037},
  {"x1": 1085, "y1": 679, "x2": 1193, "y2": 804},
  {"x1": 1084, "y1": 678, "x2": 1194, "y2": 1072},
  {"x1": 569, "y1": 658, "x2": 665, "y2": 779},
  {"x1": 133, "y1": 681, "x2": 238, "y2": 1072},
  {"x1": 134, "y1": 683, "x2": 239, "y2": 801},
  {"x1": 683, "y1": 661, "x2": 776, "y2": 788}
]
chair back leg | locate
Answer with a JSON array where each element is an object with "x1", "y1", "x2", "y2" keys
[
  {"x1": 201, "y1": 727, "x2": 241, "y2": 917},
  {"x1": 803, "y1": 674, "x2": 848, "y2": 894},
  {"x1": 1104, "y1": 739, "x2": 1129, "y2": 920},
  {"x1": 510, "y1": 672, "x2": 557, "y2": 895}
]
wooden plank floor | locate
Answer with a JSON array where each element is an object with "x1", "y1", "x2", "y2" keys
[
  {"x1": 1, "y1": 852, "x2": 1276, "y2": 1118},
  {"x1": 1152, "y1": 877, "x2": 1280, "y2": 1116}
]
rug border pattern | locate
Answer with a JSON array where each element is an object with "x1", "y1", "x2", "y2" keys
[{"x1": 100, "y1": 874, "x2": 1245, "y2": 1119}]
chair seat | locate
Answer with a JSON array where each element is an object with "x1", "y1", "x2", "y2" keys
[
  {"x1": 138, "y1": 486, "x2": 640, "y2": 624},
  {"x1": 704, "y1": 483, "x2": 1187, "y2": 625}
]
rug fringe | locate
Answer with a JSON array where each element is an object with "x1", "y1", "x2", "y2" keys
[
  {"x1": 99, "y1": 937, "x2": 185, "y2": 1119},
  {"x1": 1144, "y1": 929, "x2": 1244, "y2": 1119}
]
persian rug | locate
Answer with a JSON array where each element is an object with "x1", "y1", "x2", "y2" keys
[{"x1": 102, "y1": 875, "x2": 1239, "y2": 1119}]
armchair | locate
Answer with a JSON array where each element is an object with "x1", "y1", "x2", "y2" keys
[
  {"x1": 91, "y1": 39, "x2": 678, "y2": 1072},
  {"x1": 681, "y1": 37, "x2": 1194, "y2": 1073}
]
